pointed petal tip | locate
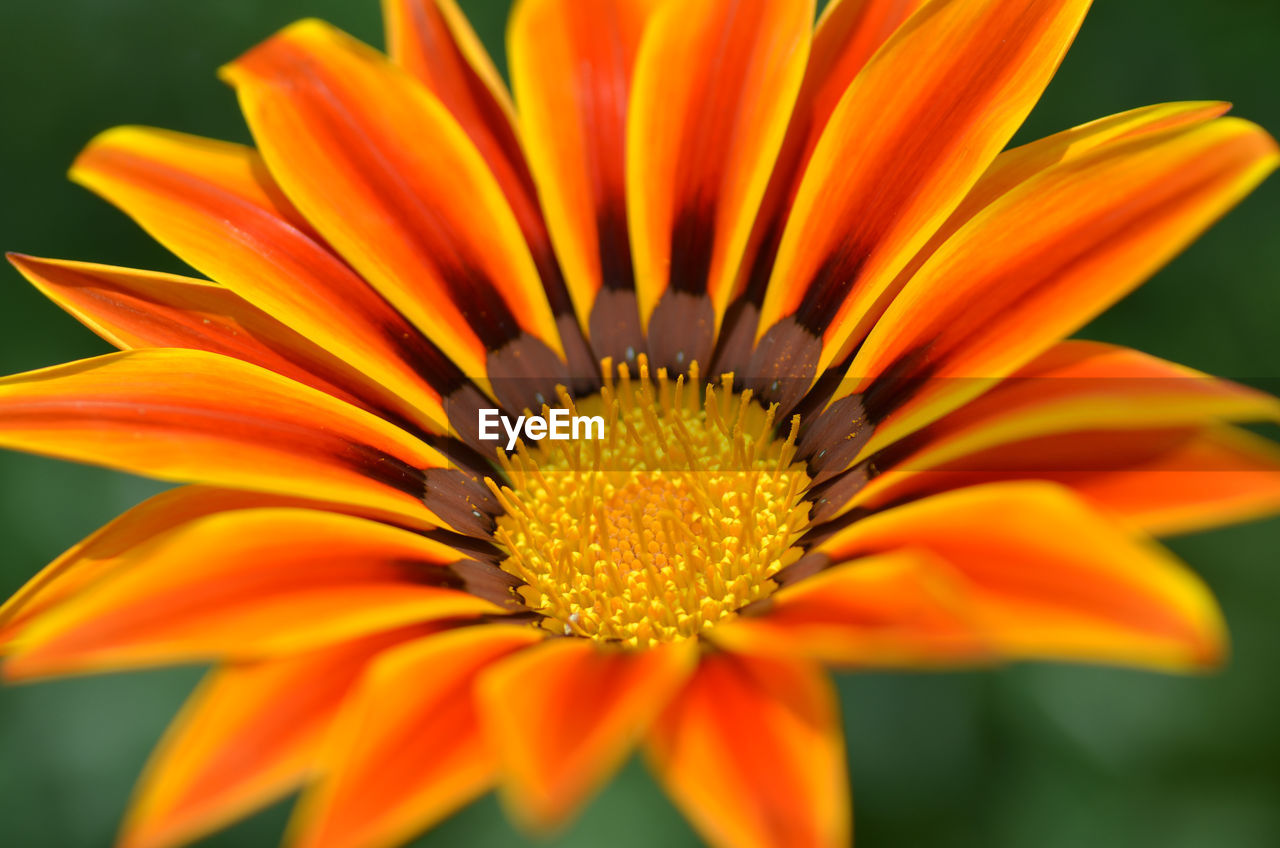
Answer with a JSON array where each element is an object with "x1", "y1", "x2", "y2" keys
[{"x1": 219, "y1": 17, "x2": 352, "y2": 84}]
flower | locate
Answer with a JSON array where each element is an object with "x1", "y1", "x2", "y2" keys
[{"x1": 2, "y1": 0, "x2": 1279, "y2": 846}]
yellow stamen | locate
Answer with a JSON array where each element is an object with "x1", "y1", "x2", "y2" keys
[{"x1": 489, "y1": 357, "x2": 812, "y2": 649}]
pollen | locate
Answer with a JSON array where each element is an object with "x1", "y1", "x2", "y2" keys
[{"x1": 487, "y1": 357, "x2": 813, "y2": 649}]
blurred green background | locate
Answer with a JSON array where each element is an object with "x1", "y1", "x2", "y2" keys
[{"x1": 1, "y1": 0, "x2": 1278, "y2": 846}]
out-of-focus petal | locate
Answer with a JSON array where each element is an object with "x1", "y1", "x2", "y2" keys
[
  {"x1": 118, "y1": 627, "x2": 440, "y2": 848},
  {"x1": 290, "y1": 625, "x2": 543, "y2": 848},
  {"x1": 713, "y1": 550, "x2": 988, "y2": 666},
  {"x1": 477, "y1": 637, "x2": 696, "y2": 832},
  {"x1": 817, "y1": 482, "x2": 1227, "y2": 670},
  {"x1": 647, "y1": 651, "x2": 849, "y2": 848}
]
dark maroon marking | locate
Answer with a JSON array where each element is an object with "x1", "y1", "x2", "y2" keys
[
  {"x1": 388, "y1": 558, "x2": 469, "y2": 590},
  {"x1": 708, "y1": 300, "x2": 759, "y2": 384},
  {"x1": 742, "y1": 317, "x2": 822, "y2": 414},
  {"x1": 857, "y1": 344, "x2": 941, "y2": 425},
  {"x1": 797, "y1": 394, "x2": 873, "y2": 484},
  {"x1": 486, "y1": 332, "x2": 571, "y2": 414},
  {"x1": 387, "y1": 318, "x2": 471, "y2": 396},
  {"x1": 785, "y1": 347, "x2": 856, "y2": 434},
  {"x1": 793, "y1": 248, "x2": 871, "y2": 337},
  {"x1": 422, "y1": 429, "x2": 499, "y2": 478},
  {"x1": 339, "y1": 448, "x2": 427, "y2": 499},
  {"x1": 423, "y1": 468, "x2": 499, "y2": 538},
  {"x1": 667, "y1": 202, "x2": 717, "y2": 295},
  {"x1": 449, "y1": 558, "x2": 527, "y2": 610},
  {"x1": 440, "y1": 262, "x2": 524, "y2": 350},
  {"x1": 423, "y1": 529, "x2": 501, "y2": 563},
  {"x1": 740, "y1": 213, "x2": 787, "y2": 307},
  {"x1": 646, "y1": 290, "x2": 715, "y2": 376},
  {"x1": 588, "y1": 287, "x2": 646, "y2": 368},
  {"x1": 443, "y1": 383, "x2": 512, "y2": 457},
  {"x1": 771, "y1": 552, "x2": 832, "y2": 591},
  {"x1": 556, "y1": 313, "x2": 602, "y2": 395},
  {"x1": 805, "y1": 462, "x2": 874, "y2": 524},
  {"x1": 596, "y1": 201, "x2": 636, "y2": 292}
]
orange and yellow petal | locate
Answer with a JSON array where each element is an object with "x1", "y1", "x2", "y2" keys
[
  {"x1": 382, "y1": 0, "x2": 576, "y2": 330},
  {"x1": 4, "y1": 508, "x2": 496, "y2": 678},
  {"x1": 221, "y1": 20, "x2": 563, "y2": 383},
  {"x1": 890, "y1": 100, "x2": 1233, "y2": 288},
  {"x1": 118, "y1": 627, "x2": 440, "y2": 848},
  {"x1": 757, "y1": 0, "x2": 1093, "y2": 376},
  {"x1": 713, "y1": 550, "x2": 988, "y2": 667},
  {"x1": 8, "y1": 254, "x2": 391, "y2": 414},
  {"x1": 1048, "y1": 425, "x2": 1280, "y2": 537},
  {"x1": 818, "y1": 482, "x2": 1227, "y2": 671},
  {"x1": 0, "y1": 487, "x2": 319, "y2": 646},
  {"x1": 732, "y1": 0, "x2": 928, "y2": 309},
  {"x1": 69, "y1": 127, "x2": 456, "y2": 434},
  {"x1": 508, "y1": 0, "x2": 661, "y2": 327},
  {"x1": 627, "y1": 0, "x2": 812, "y2": 343},
  {"x1": 844, "y1": 117, "x2": 1279, "y2": 458},
  {"x1": 477, "y1": 637, "x2": 696, "y2": 833},
  {"x1": 290, "y1": 625, "x2": 543, "y2": 848},
  {"x1": 647, "y1": 651, "x2": 849, "y2": 848},
  {"x1": 844, "y1": 341, "x2": 1280, "y2": 515},
  {"x1": 0, "y1": 349, "x2": 448, "y2": 528}
]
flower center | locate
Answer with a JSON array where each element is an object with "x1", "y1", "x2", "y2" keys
[{"x1": 488, "y1": 358, "x2": 813, "y2": 649}]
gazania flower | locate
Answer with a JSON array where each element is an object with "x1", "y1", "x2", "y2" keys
[{"x1": 3, "y1": 0, "x2": 1279, "y2": 845}]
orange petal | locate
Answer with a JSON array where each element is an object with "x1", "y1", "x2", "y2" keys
[
  {"x1": 734, "y1": 0, "x2": 928, "y2": 308},
  {"x1": 757, "y1": 0, "x2": 1093, "y2": 377},
  {"x1": 221, "y1": 20, "x2": 563, "y2": 384},
  {"x1": 290, "y1": 624, "x2": 543, "y2": 848},
  {"x1": 118, "y1": 627, "x2": 438, "y2": 848},
  {"x1": 8, "y1": 254, "x2": 399, "y2": 415},
  {"x1": 1049, "y1": 425, "x2": 1280, "y2": 537},
  {"x1": 4, "y1": 508, "x2": 497, "y2": 678},
  {"x1": 626, "y1": 0, "x2": 812, "y2": 351},
  {"x1": 844, "y1": 118, "x2": 1279, "y2": 458},
  {"x1": 382, "y1": 0, "x2": 576, "y2": 326},
  {"x1": 844, "y1": 341, "x2": 1280, "y2": 513},
  {"x1": 0, "y1": 349, "x2": 448, "y2": 529},
  {"x1": 508, "y1": 0, "x2": 662, "y2": 331},
  {"x1": 850, "y1": 426, "x2": 1280, "y2": 539},
  {"x1": 818, "y1": 482, "x2": 1227, "y2": 670},
  {"x1": 69, "y1": 127, "x2": 460, "y2": 434},
  {"x1": 647, "y1": 652, "x2": 849, "y2": 848},
  {"x1": 0, "y1": 487, "x2": 316, "y2": 646},
  {"x1": 890, "y1": 101, "x2": 1232, "y2": 289},
  {"x1": 477, "y1": 637, "x2": 696, "y2": 832},
  {"x1": 713, "y1": 551, "x2": 989, "y2": 667}
]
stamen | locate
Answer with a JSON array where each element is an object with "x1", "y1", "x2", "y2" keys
[{"x1": 489, "y1": 357, "x2": 813, "y2": 649}]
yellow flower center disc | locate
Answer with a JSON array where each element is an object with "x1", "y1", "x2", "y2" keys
[{"x1": 489, "y1": 358, "x2": 813, "y2": 649}]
